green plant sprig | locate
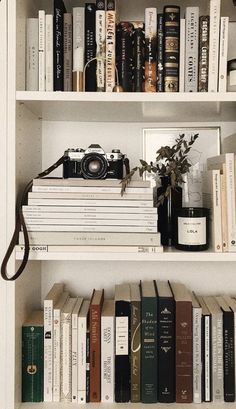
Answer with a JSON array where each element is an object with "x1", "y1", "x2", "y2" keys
[{"x1": 121, "y1": 133, "x2": 199, "y2": 205}]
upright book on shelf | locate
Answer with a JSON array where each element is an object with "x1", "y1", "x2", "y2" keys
[
  {"x1": 89, "y1": 289, "x2": 104, "y2": 402},
  {"x1": 156, "y1": 280, "x2": 175, "y2": 403},
  {"x1": 85, "y1": 3, "x2": 97, "y2": 92},
  {"x1": 38, "y1": 10, "x2": 46, "y2": 92},
  {"x1": 157, "y1": 14, "x2": 164, "y2": 92},
  {"x1": 141, "y1": 280, "x2": 158, "y2": 403},
  {"x1": 133, "y1": 22, "x2": 145, "y2": 92},
  {"x1": 191, "y1": 292, "x2": 202, "y2": 404},
  {"x1": 164, "y1": 6, "x2": 180, "y2": 92},
  {"x1": 63, "y1": 13, "x2": 72, "y2": 92},
  {"x1": 45, "y1": 14, "x2": 53, "y2": 91},
  {"x1": 170, "y1": 281, "x2": 193, "y2": 403},
  {"x1": 22, "y1": 311, "x2": 44, "y2": 402},
  {"x1": 115, "y1": 283, "x2": 130, "y2": 402},
  {"x1": 185, "y1": 7, "x2": 199, "y2": 92},
  {"x1": 106, "y1": 0, "x2": 116, "y2": 92},
  {"x1": 208, "y1": 0, "x2": 221, "y2": 92},
  {"x1": 44, "y1": 282, "x2": 64, "y2": 402},
  {"x1": 54, "y1": 0, "x2": 66, "y2": 91},
  {"x1": 101, "y1": 299, "x2": 115, "y2": 403},
  {"x1": 78, "y1": 300, "x2": 90, "y2": 403},
  {"x1": 198, "y1": 16, "x2": 210, "y2": 92},
  {"x1": 218, "y1": 17, "x2": 229, "y2": 93},
  {"x1": 179, "y1": 18, "x2": 186, "y2": 93},
  {"x1": 144, "y1": 8, "x2": 157, "y2": 92},
  {"x1": 130, "y1": 283, "x2": 141, "y2": 403},
  {"x1": 116, "y1": 22, "x2": 134, "y2": 92},
  {"x1": 72, "y1": 297, "x2": 84, "y2": 403},
  {"x1": 96, "y1": 0, "x2": 106, "y2": 92},
  {"x1": 72, "y1": 7, "x2": 84, "y2": 92},
  {"x1": 26, "y1": 18, "x2": 39, "y2": 91}
]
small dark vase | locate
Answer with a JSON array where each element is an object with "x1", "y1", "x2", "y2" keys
[{"x1": 156, "y1": 176, "x2": 182, "y2": 247}]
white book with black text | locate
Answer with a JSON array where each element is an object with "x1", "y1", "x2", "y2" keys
[
  {"x1": 208, "y1": 0, "x2": 221, "y2": 92},
  {"x1": 218, "y1": 17, "x2": 229, "y2": 93},
  {"x1": 101, "y1": 300, "x2": 115, "y2": 402},
  {"x1": 185, "y1": 7, "x2": 199, "y2": 92},
  {"x1": 38, "y1": 10, "x2": 46, "y2": 91},
  {"x1": 72, "y1": 298, "x2": 83, "y2": 403},
  {"x1": 77, "y1": 300, "x2": 90, "y2": 404},
  {"x1": 45, "y1": 14, "x2": 53, "y2": 91},
  {"x1": 26, "y1": 18, "x2": 39, "y2": 90},
  {"x1": 179, "y1": 18, "x2": 185, "y2": 93}
]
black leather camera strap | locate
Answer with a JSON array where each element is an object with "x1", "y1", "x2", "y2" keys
[{"x1": 1, "y1": 156, "x2": 65, "y2": 281}]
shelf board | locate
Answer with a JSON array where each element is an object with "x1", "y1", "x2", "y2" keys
[
  {"x1": 16, "y1": 91, "x2": 236, "y2": 122},
  {"x1": 15, "y1": 248, "x2": 236, "y2": 262},
  {"x1": 18, "y1": 402, "x2": 236, "y2": 409}
]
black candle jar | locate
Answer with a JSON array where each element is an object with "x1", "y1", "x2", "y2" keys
[{"x1": 174, "y1": 207, "x2": 210, "y2": 251}]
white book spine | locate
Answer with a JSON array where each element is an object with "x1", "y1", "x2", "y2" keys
[
  {"x1": 23, "y1": 205, "x2": 157, "y2": 214},
  {"x1": 25, "y1": 225, "x2": 157, "y2": 233},
  {"x1": 212, "y1": 170, "x2": 223, "y2": 252},
  {"x1": 106, "y1": 9, "x2": 116, "y2": 92},
  {"x1": 26, "y1": 18, "x2": 39, "y2": 91},
  {"x1": 204, "y1": 316, "x2": 211, "y2": 402},
  {"x1": 25, "y1": 218, "x2": 157, "y2": 227},
  {"x1": 32, "y1": 185, "x2": 153, "y2": 194},
  {"x1": 193, "y1": 307, "x2": 202, "y2": 403},
  {"x1": 44, "y1": 299, "x2": 53, "y2": 402},
  {"x1": 28, "y1": 191, "x2": 153, "y2": 200},
  {"x1": 234, "y1": 311, "x2": 236, "y2": 396},
  {"x1": 61, "y1": 315, "x2": 72, "y2": 402},
  {"x1": 27, "y1": 198, "x2": 154, "y2": 207},
  {"x1": 38, "y1": 10, "x2": 46, "y2": 91},
  {"x1": 96, "y1": 9, "x2": 106, "y2": 91},
  {"x1": 208, "y1": 0, "x2": 221, "y2": 92},
  {"x1": 23, "y1": 212, "x2": 158, "y2": 221},
  {"x1": 218, "y1": 17, "x2": 229, "y2": 93},
  {"x1": 179, "y1": 18, "x2": 185, "y2": 93},
  {"x1": 73, "y1": 7, "x2": 85, "y2": 73},
  {"x1": 185, "y1": 7, "x2": 199, "y2": 92},
  {"x1": 101, "y1": 316, "x2": 114, "y2": 402},
  {"x1": 72, "y1": 314, "x2": 78, "y2": 402},
  {"x1": 45, "y1": 15, "x2": 53, "y2": 91},
  {"x1": 226, "y1": 154, "x2": 236, "y2": 252},
  {"x1": 16, "y1": 244, "x2": 163, "y2": 254},
  {"x1": 78, "y1": 316, "x2": 87, "y2": 403},
  {"x1": 211, "y1": 313, "x2": 224, "y2": 402},
  {"x1": 221, "y1": 166, "x2": 228, "y2": 251},
  {"x1": 53, "y1": 308, "x2": 61, "y2": 402}
]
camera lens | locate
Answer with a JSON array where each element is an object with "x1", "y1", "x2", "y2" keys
[{"x1": 80, "y1": 153, "x2": 108, "y2": 179}]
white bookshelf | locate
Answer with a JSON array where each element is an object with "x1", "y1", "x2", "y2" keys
[{"x1": 2, "y1": 0, "x2": 236, "y2": 409}]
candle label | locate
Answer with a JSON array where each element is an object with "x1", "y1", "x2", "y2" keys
[{"x1": 178, "y1": 217, "x2": 206, "y2": 245}]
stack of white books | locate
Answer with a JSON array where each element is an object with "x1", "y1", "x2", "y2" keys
[{"x1": 18, "y1": 178, "x2": 162, "y2": 254}]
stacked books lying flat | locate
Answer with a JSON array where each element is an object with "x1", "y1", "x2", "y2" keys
[
  {"x1": 19, "y1": 178, "x2": 162, "y2": 253},
  {"x1": 23, "y1": 280, "x2": 236, "y2": 404}
]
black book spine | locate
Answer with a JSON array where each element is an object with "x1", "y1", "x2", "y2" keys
[
  {"x1": 116, "y1": 22, "x2": 134, "y2": 92},
  {"x1": 158, "y1": 296, "x2": 175, "y2": 402},
  {"x1": 164, "y1": 6, "x2": 180, "y2": 92},
  {"x1": 85, "y1": 3, "x2": 97, "y2": 91},
  {"x1": 86, "y1": 329, "x2": 90, "y2": 402},
  {"x1": 223, "y1": 311, "x2": 235, "y2": 402},
  {"x1": 133, "y1": 24, "x2": 145, "y2": 92},
  {"x1": 115, "y1": 300, "x2": 130, "y2": 402},
  {"x1": 54, "y1": 0, "x2": 66, "y2": 91},
  {"x1": 157, "y1": 14, "x2": 164, "y2": 92},
  {"x1": 198, "y1": 16, "x2": 209, "y2": 92}
]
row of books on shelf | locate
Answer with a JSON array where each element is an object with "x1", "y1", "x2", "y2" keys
[
  {"x1": 26, "y1": 0, "x2": 235, "y2": 93},
  {"x1": 22, "y1": 280, "x2": 236, "y2": 404}
]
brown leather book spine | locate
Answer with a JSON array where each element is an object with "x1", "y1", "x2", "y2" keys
[{"x1": 175, "y1": 301, "x2": 193, "y2": 403}]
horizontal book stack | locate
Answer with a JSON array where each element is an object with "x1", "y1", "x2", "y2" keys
[
  {"x1": 18, "y1": 177, "x2": 162, "y2": 254},
  {"x1": 22, "y1": 279, "x2": 236, "y2": 403}
]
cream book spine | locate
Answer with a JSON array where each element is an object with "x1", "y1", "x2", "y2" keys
[
  {"x1": 218, "y1": 17, "x2": 229, "y2": 93},
  {"x1": 38, "y1": 10, "x2": 46, "y2": 91},
  {"x1": 73, "y1": 7, "x2": 84, "y2": 91},
  {"x1": 179, "y1": 18, "x2": 185, "y2": 93},
  {"x1": 208, "y1": 0, "x2": 221, "y2": 92},
  {"x1": 28, "y1": 191, "x2": 153, "y2": 200},
  {"x1": 78, "y1": 300, "x2": 90, "y2": 404},
  {"x1": 45, "y1": 14, "x2": 53, "y2": 91},
  {"x1": 26, "y1": 18, "x2": 39, "y2": 91},
  {"x1": 72, "y1": 298, "x2": 83, "y2": 403},
  {"x1": 101, "y1": 300, "x2": 115, "y2": 402},
  {"x1": 221, "y1": 164, "x2": 228, "y2": 251}
]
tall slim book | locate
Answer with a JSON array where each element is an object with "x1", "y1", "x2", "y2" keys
[
  {"x1": 26, "y1": 18, "x2": 39, "y2": 91},
  {"x1": 45, "y1": 15, "x2": 53, "y2": 91},
  {"x1": 38, "y1": 10, "x2": 46, "y2": 92},
  {"x1": 179, "y1": 18, "x2": 186, "y2": 93},
  {"x1": 216, "y1": 296, "x2": 235, "y2": 402},
  {"x1": 101, "y1": 300, "x2": 115, "y2": 403},
  {"x1": 164, "y1": 6, "x2": 180, "y2": 92},
  {"x1": 198, "y1": 16, "x2": 210, "y2": 92},
  {"x1": 89, "y1": 289, "x2": 104, "y2": 402},
  {"x1": 73, "y1": 7, "x2": 84, "y2": 92},
  {"x1": 170, "y1": 281, "x2": 193, "y2": 403},
  {"x1": 22, "y1": 311, "x2": 44, "y2": 402},
  {"x1": 133, "y1": 22, "x2": 145, "y2": 92},
  {"x1": 141, "y1": 280, "x2": 157, "y2": 403},
  {"x1": 53, "y1": 291, "x2": 69, "y2": 402},
  {"x1": 156, "y1": 280, "x2": 175, "y2": 403},
  {"x1": 203, "y1": 296, "x2": 224, "y2": 402},
  {"x1": 157, "y1": 14, "x2": 164, "y2": 92},
  {"x1": 223, "y1": 294, "x2": 236, "y2": 400},
  {"x1": 44, "y1": 282, "x2": 64, "y2": 402},
  {"x1": 60, "y1": 297, "x2": 78, "y2": 402},
  {"x1": 130, "y1": 283, "x2": 141, "y2": 402},
  {"x1": 78, "y1": 300, "x2": 90, "y2": 404},
  {"x1": 218, "y1": 17, "x2": 229, "y2": 93},
  {"x1": 115, "y1": 283, "x2": 130, "y2": 402},
  {"x1": 116, "y1": 22, "x2": 134, "y2": 92},
  {"x1": 106, "y1": 0, "x2": 116, "y2": 92},
  {"x1": 72, "y1": 297, "x2": 84, "y2": 403},
  {"x1": 185, "y1": 7, "x2": 199, "y2": 92},
  {"x1": 85, "y1": 3, "x2": 97, "y2": 92},
  {"x1": 208, "y1": 0, "x2": 221, "y2": 92},
  {"x1": 191, "y1": 292, "x2": 202, "y2": 404},
  {"x1": 63, "y1": 13, "x2": 72, "y2": 92},
  {"x1": 144, "y1": 8, "x2": 157, "y2": 92},
  {"x1": 96, "y1": 0, "x2": 106, "y2": 92},
  {"x1": 54, "y1": 0, "x2": 66, "y2": 91},
  {"x1": 221, "y1": 165, "x2": 228, "y2": 251}
]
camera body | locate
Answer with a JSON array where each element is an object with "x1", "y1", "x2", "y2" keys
[{"x1": 63, "y1": 144, "x2": 127, "y2": 179}]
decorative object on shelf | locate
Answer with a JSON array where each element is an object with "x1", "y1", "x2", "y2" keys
[
  {"x1": 122, "y1": 133, "x2": 199, "y2": 246},
  {"x1": 174, "y1": 207, "x2": 210, "y2": 251},
  {"x1": 83, "y1": 56, "x2": 124, "y2": 92}
]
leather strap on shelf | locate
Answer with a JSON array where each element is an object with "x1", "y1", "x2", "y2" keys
[{"x1": 1, "y1": 156, "x2": 65, "y2": 281}]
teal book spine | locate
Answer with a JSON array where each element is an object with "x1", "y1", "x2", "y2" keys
[
  {"x1": 22, "y1": 325, "x2": 44, "y2": 402},
  {"x1": 141, "y1": 296, "x2": 158, "y2": 403}
]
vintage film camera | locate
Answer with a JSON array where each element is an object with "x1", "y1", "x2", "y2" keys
[{"x1": 63, "y1": 144, "x2": 129, "y2": 179}]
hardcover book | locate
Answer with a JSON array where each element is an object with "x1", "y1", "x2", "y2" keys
[
  {"x1": 116, "y1": 22, "x2": 134, "y2": 92},
  {"x1": 72, "y1": 297, "x2": 84, "y2": 403},
  {"x1": 26, "y1": 18, "x2": 39, "y2": 91},
  {"x1": 191, "y1": 292, "x2": 202, "y2": 404},
  {"x1": 89, "y1": 289, "x2": 104, "y2": 402},
  {"x1": 45, "y1": 15, "x2": 53, "y2": 91},
  {"x1": 72, "y1": 7, "x2": 84, "y2": 92},
  {"x1": 164, "y1": 6, "x2": 180, "y2": 92},
  {"x1": 198, "y1": 16, "x2": 209, "y2": 92},
  {"x1": 38, "y1": 10, "x2": 46, "y2": 92},
  {"x1": 78, "y1": 300, "x2": 90, "y2": 403},
  {"x1": 144, "y1": 8, "x2": 157, "y2": 92},
  {"x1": 133, "y1": 22, "x2": 145, "y2": 92},
  {"x1": 170, "y1": 281, "x2": 193, "y2": 403},
  {"x1": 96, "y1": 0, "x2": 106, "y2": 92},
  {"x1": 130, "y1": 283, "x2": 141, "y2": 402},
  {"x1": 218, "y1": 17, "x2": 229, "y2": 93},
  {"x1": 157, "y1": 14, "x2": 164, "y2": 92},
  {"x1": 185, "y1": 7, "x2": 199, "y2": 92},
  {"x1": 106, "y1": 0, "x2": 116, "y2": 92},
  {"x1": 208, "y1": 0, "x2": 221, "y2": 92},
  {"x1": 63, "y1": 13, "x2": 72, "y2": 91},
  {"x1": 179, "y1": 18, "x2": 185, "y2": 93},
  {"x1": 32, "y1": 178, "x2": 151, "y2": 188},
  {"x1": 54, "y1": 0, "x2": 66, "y2": 91},
  {"x1": 141, "y1": 280, "x2": 158, "y2": 403},
  {"x1": 22, "y1": 311, "x2": 44, "y2": 402},
  {"x1": 115, "y1": 283, "x2": 131, "y2": 402},
  {"x1": 156, "y1": 280, "x2": 175, "y2": 403},
  {"x1": 101, "y1": 300, "x2": 115, "y2": 402},
  {"x1": 85, "y1": 3, "x2": 97, "y2": 91}
]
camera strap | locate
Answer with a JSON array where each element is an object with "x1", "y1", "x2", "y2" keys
[{"x1": 1, "y1": 155, "x2": 65, "y2": 281}]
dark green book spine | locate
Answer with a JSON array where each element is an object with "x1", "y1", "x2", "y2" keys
[
  {"x1": 164, "y1": 6, "x2": 180, "y2": 92},
  {"x1": 22, "y1": 325, "x2": 44, "y2": 402},
  {"x1": 131, "y1": 300, "x2": 141, "y2": 402},
  {"x1": 141, "y1": 296, "x2": 158, "y2": 403}
]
